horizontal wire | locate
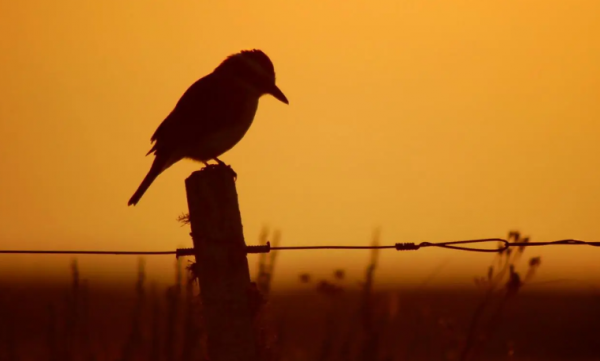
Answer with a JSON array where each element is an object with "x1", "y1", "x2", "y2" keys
[
  {"x1": 0, "y1": 238, "x2": 597, "y2": 257},
  {"x1": 271, "y1": 245, "x2": 397, "y2": 250},
  {"x1": 0, "y1": 250, "x2": 176, "y2": 255}
]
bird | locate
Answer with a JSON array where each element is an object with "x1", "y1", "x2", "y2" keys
[{"x1": 127, "y1": 49, "x2": 289, "y2": 206}]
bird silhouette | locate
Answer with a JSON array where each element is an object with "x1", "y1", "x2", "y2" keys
[{"x1": 128, "y1": 49, "x2": 288, "y2": 206}]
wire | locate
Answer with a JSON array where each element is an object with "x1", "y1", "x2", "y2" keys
[
  {"x1": 0, "y1": 250, "x2": 175, "y2": 255},
  {"x1": 0, "y1": 238, "x2": 597, "y2": 258}
]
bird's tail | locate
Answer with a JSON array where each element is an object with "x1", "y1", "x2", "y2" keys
[{"x1": 128, "y1": 155, "x2": 173, "y2": 206}]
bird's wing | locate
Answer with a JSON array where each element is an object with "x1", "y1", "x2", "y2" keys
[{"x1": 146, "y1": 73, "x2": 242, "y2": 156}]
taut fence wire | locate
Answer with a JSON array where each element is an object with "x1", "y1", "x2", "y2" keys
[{"x1": 0, "y1": 238, "x2": 597, "y2": 258}]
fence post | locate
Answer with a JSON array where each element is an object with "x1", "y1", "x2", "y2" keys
[{"x1": 185, "y1": 164, "x2": 257, "y2": 361}]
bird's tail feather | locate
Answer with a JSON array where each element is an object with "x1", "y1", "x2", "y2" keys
[{"x1": 128, "y1": 155, "x2": 172, "y2": 206}]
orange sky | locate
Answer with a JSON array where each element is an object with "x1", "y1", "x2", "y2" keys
[{"x1": 1, "y1": 0, "x2": 599, "y2": 291}]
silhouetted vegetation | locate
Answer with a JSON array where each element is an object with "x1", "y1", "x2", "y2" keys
[{"x1": 0, "y1": 230, "x2": 598, "y2": 360}]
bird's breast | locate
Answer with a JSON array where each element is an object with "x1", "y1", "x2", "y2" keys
[{"x1": 193, "y1": 97, "x2": 259, "y2": 160}]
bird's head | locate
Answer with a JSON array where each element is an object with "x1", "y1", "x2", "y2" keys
[{"x1": 214, "y1": 49, "x2": 289, "y2": 104}]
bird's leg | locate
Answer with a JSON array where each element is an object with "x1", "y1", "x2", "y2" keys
[{"x1": 214, "y1": 157, "x2": 237, "y2": 181}]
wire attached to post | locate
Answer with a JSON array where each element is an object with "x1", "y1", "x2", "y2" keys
[{"x1": 246, "y1": 242, "x2": 271, "y2": 253}]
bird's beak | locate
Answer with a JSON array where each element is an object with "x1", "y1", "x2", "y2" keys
[{"x1": 269, "y1": 84, "x2": 289, "y2": 104}]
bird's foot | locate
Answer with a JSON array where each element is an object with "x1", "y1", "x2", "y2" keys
[{"x1": 214, "y1": 158, "x2": 237, "y2": 181}]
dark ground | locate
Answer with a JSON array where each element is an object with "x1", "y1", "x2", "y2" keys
[{"x1": 0, "y1": 280, "x2": 598, "y2": 361}]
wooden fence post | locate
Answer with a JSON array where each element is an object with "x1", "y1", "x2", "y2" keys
[{"x1": 185, "y1": 164, "x2": 257, "y2": 361}]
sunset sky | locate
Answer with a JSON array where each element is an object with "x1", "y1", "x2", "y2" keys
[{"x1": 1, "y1": 0, "x2": 599, "y2": 290}]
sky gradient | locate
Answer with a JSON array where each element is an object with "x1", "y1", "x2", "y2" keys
[{"x1": 1, "y1": 0, "x2": 599, "y2": 290}]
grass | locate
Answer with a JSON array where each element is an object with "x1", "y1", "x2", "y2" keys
[{"x1": 0, "y1": 228, "x2": 597, "y2": 361}]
